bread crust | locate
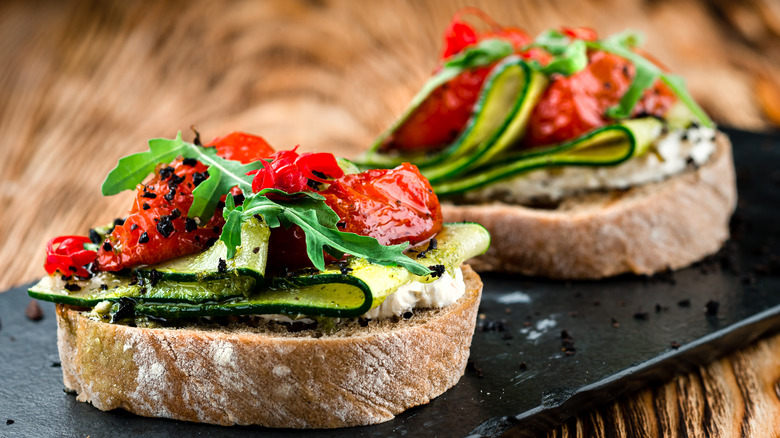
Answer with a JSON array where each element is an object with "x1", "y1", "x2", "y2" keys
[
  {"x1": 442, "y1": 133, "x2": 737, "y2": 279},
  {"x1": 56, "y1": 265, "x2": 483, "y2": 428}
]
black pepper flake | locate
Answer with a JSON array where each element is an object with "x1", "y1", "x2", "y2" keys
[
  {"x1": 102, "y1": 241, "x2": 112, "y2": 251},
  {"x1": 218, "y1": 258, "x2": 227, "y2": 273},
  {"x1": 185, "y1": 218, "x2": 197, "y2": 232},
  {"x1": 678, "y1": 298, "x2": 691, "y2": 307},
  {"x1": 68, "y1": 266, "x2": 78, "y2": 273},
  {"x1": 417, "y1": 238, "x2": 437, "y2": 259},
  {"x1": 252, "y1": 247, "x2": 260, "y2": 254},
  {"x1": 111, "y1": 298, "x2": 136, "y2": 323},
  {"x1": 64, "y1": 283, "x2": 81, "y2": 292},
  {"x1": 88, "y1": 229, "x2": 101, "y2": 245},
  {"x1": 138, "y1": 231, "x2": 149, "y2": 244},
  {"x1": 146, "y1": 269, "x2": 163, "y2": 287},
  {"x1": 171, "y1": 208, "x2": 182, "y2": 219},
  {"x1": 157, "y1": 215, "x2": 175, "y2": 238},
  {"x1": 113, "y1": 218, "x2": 125, "y2": 227},
  {"x1": 130, "y1": 224, "x2": 139, "y2": 231},
  {"x1": 159, "y1": 166, "x2": 175, "y2": 180},
  {"x1": 142, "y1": 203, "x2": 150, "y2": 210},
  {"x1": 164, "y1": 189, "x2": 176, "y2": 202},
  {"x1": 25, "y1": 300, "x2": 43, "y2": 321},
  {"x1": 100, "y1": 283, "x2": 108, "y2": 290},
  {"x1": 51, "y1": 361, "x2": 61, "y2": 368},
  {"x1": 182, "y1": 158, "x2": 198, "y2": 167},
  {"x1": 192, "y1": 171, "x2": 208, "y2": 187},
  {"x1": 6, "y1": 420, "x2": 14, "y2": 425},
  {"x1": 142, "y1": 190, "x2": 157, "y2": 199},
  {"x1": 429, "y1": 264, "x2": 446, "y2": 278},
  {"x1": 704, "y1": 300, "x2": 720, "y2": 316}
]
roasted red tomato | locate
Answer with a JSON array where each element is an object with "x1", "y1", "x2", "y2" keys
[
  {"x1": 321, "y1": 163, "x2": 442, "y2": 246},
  {"x1": 267, "y1": 163, "x2": 443, "y2": 271},
  {"x1": 524, "y1": 50, "x2": 677, "y2": 148},
  {"x1": 205, "y1": 132, "x2": 274, "y2": 164},
  {"x1": 44, "y1": 236, "x2": 97, "y2": 278},
  {"x1": 97, "y1": 134, "x2": 275, "y2": 271},
  {"x1": 381, "y1": 66, "x2": 494, "y2": 153},
  {"x1": 382, "y1": 9, "x2": 547, "y2": 154}
]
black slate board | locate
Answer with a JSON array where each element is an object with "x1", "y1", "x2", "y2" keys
[{"x1": 2, "y1": 128, "x2": 780, "y2": 438}]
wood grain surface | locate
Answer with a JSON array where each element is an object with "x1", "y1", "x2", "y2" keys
[{"x1": 2, "y1": 0, "x2": 779, "y2": 436}]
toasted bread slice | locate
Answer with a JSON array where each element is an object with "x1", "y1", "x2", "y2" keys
[
  {"x1": 442, "y1": 133, "x2": 736, "y2": 279},
  {"x1": 55, "y1": 265, "x2": 483, "y2": 428}
]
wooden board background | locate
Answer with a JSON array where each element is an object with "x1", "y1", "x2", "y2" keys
[{"x1": 2, "y1": 0, "x2": 780, "y2": 436}]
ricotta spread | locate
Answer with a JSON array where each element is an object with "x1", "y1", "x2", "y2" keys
[
  {"x1": 462, "y1": 126, "x2": 717, "y2": 204},
  {"x1": 363, "y1": 267, "x2": 466, "y2": 319}
]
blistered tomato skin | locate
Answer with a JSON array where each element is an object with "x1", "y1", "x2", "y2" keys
[
  {"x1": 524, "y1": 50, "x2": 677, "y2": 148},
  {"x1": 96, "y1": 158, "x2": 225, "y2": 271},
  {"x1": 205, "y1": 132, "x2": 274, "y2": 164},
  {"x1": 381, "y1": 66, "x2": 494, "y2": 153},
  {"x1": 321, "y1": 163, "x2": 443, "y2": 246}
]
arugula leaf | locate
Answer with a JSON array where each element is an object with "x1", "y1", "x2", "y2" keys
[
  {"x1": 443, "y1": 38, "x2": 514, "y2": 70},
  {"x1": 102, "y1": 132, "x2": 190, "y2": 196},
  {"x1": 101, "y1": 132, "x2": 264, "y2": 220},
  {"x1": 535, "y1": 39, "x2": 588, "y2": 77},
  {"x1": 221, "y1": 190, "x2": 431, "y2": 276},
  {"x1": 589, "y1": 32, "x2": 713, "y2": 127}
]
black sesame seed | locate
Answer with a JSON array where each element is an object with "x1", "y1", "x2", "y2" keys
[
  {"x1": 102, "y1": 241, "x2": 112, "y2": 251},
  {"x1": 171, "y1": 208, "x2": 181, "y2": 219},
  {"x1": 157, "y1": 216, "x2": 175, "y2": 238},
  {"x1": 100, "y1": 284, "x2": 108, "y2": 290},
  {"x1": 218, "y1": 258, "x2": 227, "y2": 273},
  {"x1": 633, "y1": 311, "x2": 649, "y2": 320},
  {"x1": 185, "y1": 218, "x2": 197, "y2": 232},
  {"x1": 146, "y1": 269, "x2": 163, "y2": 287},
  {"x1": 51, "y1": 361, "x2": 61, "y2": 368},
  {"x1": 138, "y1": 232, "x2": 149, "y2": 244},
  {"x1": 677, "y1": 298, "x2": 691, "y2": 307},
  {"x1": 429, "y1": 264, "x2": 446, "y2": 278},
  {"x1": 6, "y1": 420, "x2": 14, "y2": 425},
  {"x1": 114, "y1": 218, "x2": 125, "y2": 227},
  {"x1": 168, "y1": 173, "x2": 185, "y2": 190},
  {"x1": 159, "y1": 166, "x2": 175, "y2": 180},
  {"x1": 130, "y1": 224, "x2": 139, "y2": 231},
  {"x1": 88, "y1": 229, "x2": 101, "y2": 245},
  {"x1": 670, "y1": 341, "x2": 681, "y2": 349},
  {"x1": 192, "y1": 171, "x2": 208, "y2": 187},
  {"x1": 182, "y1": 158, "x2": 198, "y2": 167},
  {"x1": 358, "y1": 318, "x2": 369, "y2": 327},
  {"x1": 142, "y1": 203, "x2": 150, "y2": 210},
  {"x1": 164, "y1": 190, "x2": 175, "y2": 202},
  {"x1": 142, "y1": 191, "x2": 157, "y2": 199},
  {"x1": 252, "y1": 247, "x2": 260, "y2": 254},
  {"x1": 64, "y1": 283, "x2": 81, "y2": 292},
  {"x1": 402, "y1": 311, "x2": 413, "y2": 319},
  {"x1": 111, "y1": 297, "x2": 136, "y2": 323},
  {"x1": 704, "y1": 300, "x2": 720, "y2": 316}
]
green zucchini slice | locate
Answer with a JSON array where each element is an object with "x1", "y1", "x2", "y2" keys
[
  {"x1": 137, "y1": 216, "x2": 270, "y2": 282},
  {"x1": 28, "y1": 223, "x2": 490, "y2": 319},
  {"x1": 432, "y1": 117, "x2": 663, "y2": 196}
]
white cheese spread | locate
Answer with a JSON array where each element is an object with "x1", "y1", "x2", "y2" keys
[
  {"x1": 463, "y1": 126, "x2": 717, "y2": 204},
  {"x1": 363, "y1": 267, "x2": 466, "y2": 320}
]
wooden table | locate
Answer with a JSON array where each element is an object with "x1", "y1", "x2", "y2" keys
[{"x1": 2, "y1": 1, "x2": 779, "y2": 435}]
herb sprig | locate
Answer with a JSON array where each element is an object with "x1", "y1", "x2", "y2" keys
[
  {"x1": 223, "y1": 191, "x2": 430, "y2": 275},
  {"x1": 102, "y1": 135, "x2": 432, "y2": 276}
]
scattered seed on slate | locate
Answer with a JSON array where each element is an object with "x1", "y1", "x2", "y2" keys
[
  {"x1": 678, "y1": 298, "x2": 691, "y2": 307},
  {"x1": 519, "y1": 361, "x2": 528, "y2": 371},
  {"x1": 704, "y1": 300, "x2": 720, "y2": 316},
  {"x1": 25, "y1": 300, "x2": 43, "y2": 321},
  {"x1": 634, "y1": 311, "x2": 649, "y2": 320},
  {"x1": 670, "y1": 341, "x2": 681, "y2": 350}
]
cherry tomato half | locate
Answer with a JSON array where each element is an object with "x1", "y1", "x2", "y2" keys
[{"x1": 524, "y1": 50, "x2": 676, "y2": 148}]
